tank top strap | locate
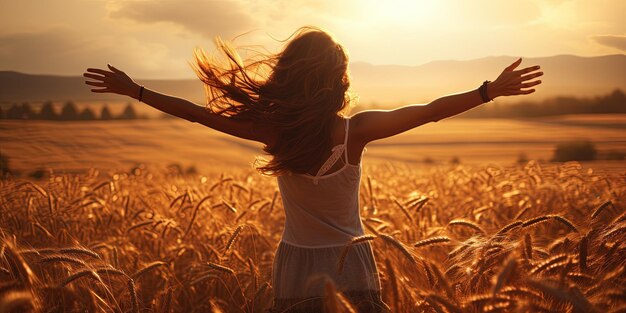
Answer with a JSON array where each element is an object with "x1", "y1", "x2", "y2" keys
[
  {"x1": 312, "y1": 118, "x2": 350, "y2": 182},
  {"x1": 343, "y1": 118, "x2": 350, "y2": 161}
]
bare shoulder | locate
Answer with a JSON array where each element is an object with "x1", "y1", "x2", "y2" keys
[
  {"x1": 346, "y1": 114, "x2": 369, "y2": 164},
  {"x1": 348, "y1": 111, "x2": 376, "y2": 146}
]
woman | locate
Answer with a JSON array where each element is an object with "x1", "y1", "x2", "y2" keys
[{"x1": 84, "y1": 26, "x2": 542, "y2": 312}]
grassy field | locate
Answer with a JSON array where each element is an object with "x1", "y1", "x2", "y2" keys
[
  {"x1": 1, "y1": 115, "x2": 625, "y2": 176},
  {"x1": 0, "y1": 161, "x2": 624, "y2": 312},
  {"x1": 1, "y1": 116, "x2": 625, "y2": 312}
]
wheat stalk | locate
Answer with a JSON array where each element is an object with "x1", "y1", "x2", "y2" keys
[
  {"x1": 530, "y1": 254, "x2": 568, "y2": 275},
  {"x1": 379, "y1": 234, "x2": 417, "y2": 264},
  {"x1": 414, "y1": 236, "x2": 451, "y2": 248},
  {"x1": 222, "y1": 225, "x2": 244, "y2": 256},
  {"x1": 39, "y1": 255, "x2": 86, "y2": 266},
  {"x1": 132, "y1": 261, "x2": 167, "y2": 279},
  {"x1": 591, "y1": 200, "x2": 612, "y2": 220},
  {"x1": 206, "y1": 262, "x2": 235, "y2": 275},
  {"x1": 128, "y1": 278, "x2": 139, "y2": 313},
  {"x1": 579, "y1": 234, "x2": 588, "y2": 272},
  {"x1": 60, "y1": 269, "x2": 98, "y2": 287},
  {"x1": 337, "y1": 235, "x2": 377, "y2": 274},
  {"x1": 126, "y1": 220, "x2": 153, "y2": 234},
  {"x1": 497, "y1": 221, "x2": 523, "y2": 235},
  {"x1": 59, "y1": 247, "x2": 100, "y2": 259},
  {"x1": 95, "y1": 267, "x2": 128, "y2": 277},
  {"x1": 524, "y1": 233, "x2": 533, "y2": 260},
  {"x1": 448, "y1": 219, "x2": 485, "y2": 234},
  {"x1": 522, "y1": 216, "x2": 551, "y2": 228},
  {"x1": 550, "y1": 215, "x2": 579, "y2": 233}
]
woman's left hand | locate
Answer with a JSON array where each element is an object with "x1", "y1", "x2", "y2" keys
[
  {"x1": 83, "y1": 64, "x2": 140, "y2": 99},
  {"x1": 488, "y1": 57, "x2": 543, "y2": 99}
]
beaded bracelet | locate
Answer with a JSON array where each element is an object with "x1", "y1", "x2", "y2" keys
[
  {"x1": 138, "y1": 86, "x2": 145, "y2": 102},
  {"x1": 478, "y1": 80, "x2": 491, "y2": 102}
]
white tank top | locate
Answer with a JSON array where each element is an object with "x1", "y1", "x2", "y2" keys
[{"x1": 276, "y1": 118, "x2": 365, "y2": 247}]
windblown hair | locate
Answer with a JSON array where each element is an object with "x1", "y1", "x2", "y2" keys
[{"x1": 192, "y1": 26, "x2": 353, "y2": 176}]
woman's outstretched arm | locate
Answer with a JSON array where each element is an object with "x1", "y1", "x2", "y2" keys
[
  {"x1": 83, "y1": 65, "x2": 265, "y2": 143},
  {"x1": 350, "y1": 58, "x2": 543, "y2": 145}
]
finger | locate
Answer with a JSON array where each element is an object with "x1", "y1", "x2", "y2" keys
[
  {"x1": 91, "y1": 88, "x2": 112, "y2": 93},
  {"x1": 513, "y1": 65, "x2": 540, "y2": 76},
  {"x1": 520, "y1": 71, "x2": 543, "y2": 81},
  {"x1": 85, "y1": 81, "x2": 108, "y2": 87},
  {"x1": 83, "y1": 73, "x2": 106, "y2": 80},
  {"x1": 86, "y1": 68, "x2": 112, "y2": 76},
  {"x1": 108, "y1": 64, "x2": 123, "y2": 74},
  {"x1": 504, "y1": 57, "x2": 522, "y2": 72},
  {"x1": 514, "y1": 88, "x2": 535, "y2": 95},
  {"x1": 519, "y1": 80, "x2": 541, "y2": 88}
]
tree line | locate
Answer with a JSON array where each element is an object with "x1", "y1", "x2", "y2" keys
[
  {"x1": 462, "y1": 88, "x2": 626, "y2": 118},
  {"x1": 2, "y1": 89, "x2": 625, "y2": 120},
  {"x1": 0, "y1": 101, "x2": 140, "y2": 120}
]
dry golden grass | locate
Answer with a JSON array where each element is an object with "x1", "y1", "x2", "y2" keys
[{"x1": 0, "y1": 161, "x2": 625, "y2": 312}]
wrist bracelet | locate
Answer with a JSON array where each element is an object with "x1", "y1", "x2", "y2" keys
[
  {"x1": 478, "y1": 80, "x2": 491, "y2": 103},
  {"x1": 138, "y1": 86, "x2": 145, "y2": 102}
]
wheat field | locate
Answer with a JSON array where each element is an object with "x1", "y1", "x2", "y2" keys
[{"x1": 0, "y1": 161, "x2": 624, "y2": 312}]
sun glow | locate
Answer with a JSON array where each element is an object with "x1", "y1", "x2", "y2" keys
[{"x1": 359, "y1": 0, "x2": 446, "y2": 26}]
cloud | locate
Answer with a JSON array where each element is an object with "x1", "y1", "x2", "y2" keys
[
  {"x1": 0, "y1": 28, "x2": 188, "y2": 78},
  {"x1": 109, "y1": 0, "x2": 256, "y2": 39},
  {"x1": 591, "y1": 35, "x2": 626, "y2": 52}
]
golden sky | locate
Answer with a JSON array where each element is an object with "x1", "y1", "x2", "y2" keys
[{"x1": 1, "y1": 0, "x2": 624, "y2": 79}]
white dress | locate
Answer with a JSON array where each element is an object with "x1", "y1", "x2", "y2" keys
[{"x1": 270, "y1": 118, "x2": 388, "y2": 312}]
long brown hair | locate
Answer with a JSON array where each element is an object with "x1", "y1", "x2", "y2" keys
[{"x1": 192, "y1": 26, "x2": 353, "y2": 176}]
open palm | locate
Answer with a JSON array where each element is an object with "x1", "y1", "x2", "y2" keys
[
  {"x1": 491, "y1": 58, "x2": 543, "y2": 98},
  {"x1": 83, "y1": 65, "x2": 140, "y2": 99}
]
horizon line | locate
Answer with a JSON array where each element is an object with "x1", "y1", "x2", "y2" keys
[{"x1": 1, "y1": 53, "x2": 624, "y2": 81}]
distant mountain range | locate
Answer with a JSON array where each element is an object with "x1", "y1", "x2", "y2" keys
[
  {"x1": 0, "y1": 72, "x2": 207, "y2": 105},
  {"x1": 1, "y1": 54, "x2": 625, "y2": 106}
]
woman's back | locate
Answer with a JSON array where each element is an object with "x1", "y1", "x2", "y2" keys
[{"x1": 277, "y1": 118, "x2": 364, "y2": 247}]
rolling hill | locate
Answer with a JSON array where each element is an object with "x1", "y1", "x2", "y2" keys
[{"x1": 1, "y1": 54, "x2": 624, "y2": 106}]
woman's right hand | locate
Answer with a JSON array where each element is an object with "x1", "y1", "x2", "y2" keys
[
  {"x1": 488, "y1": 58, "x2": 543, "y2": 99},
  {"x1": 83, "y1": 64, "x2": 141, "y2": 99}
]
